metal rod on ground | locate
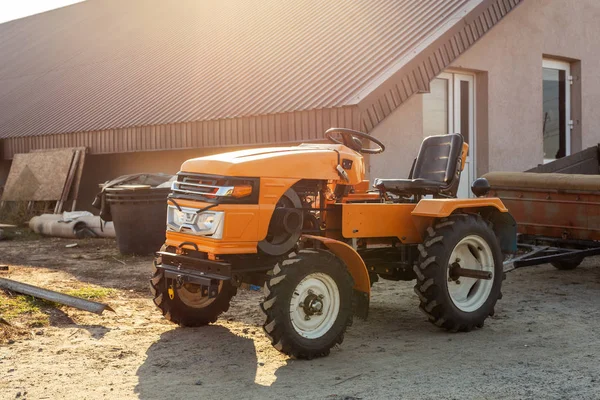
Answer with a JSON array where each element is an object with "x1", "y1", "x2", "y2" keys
[{"x1": 0, "y1": 278, "x2": 114, "y2": 315}]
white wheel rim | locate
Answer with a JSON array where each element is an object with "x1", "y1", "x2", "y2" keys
[
  {"x1": 447, "y1": 235, "x2": 494, "y2": 312},
  {"x1": 289, "y1": 272, "x2": 340, "y2": 339},
  {"x1": 177, "y1": 281, "x2": 221, "y2": 308}
]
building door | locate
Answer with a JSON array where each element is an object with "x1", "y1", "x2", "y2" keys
[
  {"x1": 423, "y1": 72, "x2": 475, "y2": 198},
  {"x1": 453, "y1": 73, "x2": 475, "y2": 198},
  {"x1": 542, "y1": 59, "x2": 571, "y2": 162}
]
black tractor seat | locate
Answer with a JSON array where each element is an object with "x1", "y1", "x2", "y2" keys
[{"x1": 374, "y1": 133, "x2": 465, "y2": 198}]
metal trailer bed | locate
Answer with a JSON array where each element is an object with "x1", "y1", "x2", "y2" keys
[{"x1": 484, "y1": 147, "x2": 600, "y2": 271}]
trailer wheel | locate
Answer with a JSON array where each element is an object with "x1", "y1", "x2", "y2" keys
[
  {"x1": 260, "y1": 249, "x2": 354, "y2": 359},
  {"x1": 150, "y1": 251, "x2": 237, "y2": 327},
  {"x1": 414, "y1": 214, "x2": 503, "y2": 332},
  {"x1": 551, "y1": 256, "x2": 583, "y2": 270}
]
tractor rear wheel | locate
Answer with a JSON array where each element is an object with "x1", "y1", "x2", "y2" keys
[
  {"x1": 260, "y1": 249, "x2": 354, "y2": 359},
  {"x1": 413, "y1": 214, "x2": 503, "y2": 332},
  {"x1": 150, "y1": 251, "x2": 237, "y2": 327}
]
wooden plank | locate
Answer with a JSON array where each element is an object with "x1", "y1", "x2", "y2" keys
[
  {"x1": 69, "y1": 149, "x2": 87, "y2": 211},
  {"x1": 55, "y1": 149, "x2": 80, "y2": 214},
  {"x1": 2, "y1": 149, "x2": 75, "y2": 202},
  {"x1": 30, "y1": 146, "x2": 88, "y2": 211}
]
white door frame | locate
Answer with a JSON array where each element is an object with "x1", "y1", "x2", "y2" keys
[
  {"x1": 434, "y1": 71, "x2": 476, "y2": 197},
  {"x1": 423, "y1": 70, "x2": 476, "y2": 197},
  {"x1": 437, "y1": 72, "x2": 454, "y2": 135},
  {"x1": 542, "y1": 59, "x2": 571, "y2": 162},
  {"x1": 452, "y1": 72, "x2": 476, "y2": 197}
]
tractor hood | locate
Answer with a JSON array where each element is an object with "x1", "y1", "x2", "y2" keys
[{"x1": 180, "y1": 144, "x2": 364, "y2": 182}]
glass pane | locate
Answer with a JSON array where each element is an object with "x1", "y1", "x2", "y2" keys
[
  {"x1": 423, "y1": 78, "x2": 448, "y2": 136},
  {"x1": 460, "y1": 80, "x2": 469, "y2": 144},
  {"x1": 543, "y1": 68, "x2": 566, "y2": 159}
]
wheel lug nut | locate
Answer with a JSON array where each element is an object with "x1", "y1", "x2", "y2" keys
[
  {"x1": 318, "y1": 294, "x2": 324, "y2": 299},
  {"x1": 304, "y1": 315, "x2": 311, "y2": 320}
]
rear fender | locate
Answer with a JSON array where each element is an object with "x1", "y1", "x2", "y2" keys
[
  {"x1": 411, "y1": 198, "x2": 508, "y2": 218},
  {"x1": 301, "y1": 234, "x2": 370, "y2": 319},
  {"x1": 479, "y1": 207, "x2": 518, "y2": 254},
  {"x1": 411, "y1": 198, "x2": 517, "y2": 254}
]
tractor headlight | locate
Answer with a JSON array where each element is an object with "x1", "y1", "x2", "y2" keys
[
  {"x1": 172, "y1": 208, "x2": 187, "y2": 226},
  {"x1": 167, "y1": 206, "x2": 224, "y2": 239},
  {"x1": 196, "y1": 212, "x2": 216, "y2": 230}
]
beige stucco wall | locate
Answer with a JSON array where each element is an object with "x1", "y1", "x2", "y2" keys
[
  {"x1": 371, "y1": 0, "x2": 600, "y2": 177},
  {"x1": 453, "y1": 0, "x2": 600, "y2": 172},
  {"x1": 368, "y1": 94, "x2": 423, "y2": 180}
]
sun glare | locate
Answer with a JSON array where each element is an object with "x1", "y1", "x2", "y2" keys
[{"x1": 0, "y1": 0, "x2": 84, "y2": 24}]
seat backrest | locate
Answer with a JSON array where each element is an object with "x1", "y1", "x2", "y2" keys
[{"x1": 413, "y1": 133, "x2": 464, "y2": 189}]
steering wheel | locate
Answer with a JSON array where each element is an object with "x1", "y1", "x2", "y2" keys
[{"x1": 325, "y1": 128, "x2": 385, "y2": 154}]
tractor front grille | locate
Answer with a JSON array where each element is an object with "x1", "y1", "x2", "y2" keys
[{"x1": 170, "y1": 172, "x2": 259, "y2": 204}]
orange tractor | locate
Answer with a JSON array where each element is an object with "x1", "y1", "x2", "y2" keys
[{"x1": 151, "y1": 128, "x2": 516, "y2": 358}]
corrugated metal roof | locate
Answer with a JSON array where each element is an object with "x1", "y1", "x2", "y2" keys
[{"x1": 0, "y1": 0, "x2": 491, "y2": 140}]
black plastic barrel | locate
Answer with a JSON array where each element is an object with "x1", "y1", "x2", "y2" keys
[{"x1": 105, "y1": 187, "x2": 170, "y2": 255}]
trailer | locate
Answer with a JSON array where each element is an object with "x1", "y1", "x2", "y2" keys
[{"x1": 484, "y1": 147, "x2": 600, "y2": 271}]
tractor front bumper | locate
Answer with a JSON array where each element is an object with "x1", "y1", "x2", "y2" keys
[{"x1": 156, "y1": 250, "x2": 232, "y2": 290}]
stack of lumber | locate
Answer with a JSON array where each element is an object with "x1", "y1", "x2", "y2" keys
[{"x1": 1, "y1": 147, "x2": 87, "y2": 214}]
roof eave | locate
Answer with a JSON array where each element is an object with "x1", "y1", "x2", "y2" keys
[{"x1": 354, "y1": 0, "x2": 523, "y2": 131}]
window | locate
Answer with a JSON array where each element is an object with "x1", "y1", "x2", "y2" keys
[{"x1": 542, "y1": 59, "x2": 571, "y2": 162}]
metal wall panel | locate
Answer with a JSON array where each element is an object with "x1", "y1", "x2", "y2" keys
[{"x1": 2, "y1": 107, "x2": 360, "y2": 159}]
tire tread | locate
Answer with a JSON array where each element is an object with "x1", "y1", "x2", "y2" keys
[
  {"x1": 414, "y1": 214, "x2": 502, "y2": 332},
  {"x1": 260, "y1": 249, "x2": 354, "y2": 359}
]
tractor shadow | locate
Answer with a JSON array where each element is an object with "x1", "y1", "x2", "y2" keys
[
  {"x1": 135, "y1": 325, "x2": 262, "y2": 399},
  {"x1": 134, "y1": 266, "x2": 600, "y2": 399},
  {"x1": 133, "y1": 301, "x2": 445, "y2": 400}
]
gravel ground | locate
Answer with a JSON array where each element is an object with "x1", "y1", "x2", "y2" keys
[{"x1": 1, "y1": 236, "x2": 599, "y2": 399}]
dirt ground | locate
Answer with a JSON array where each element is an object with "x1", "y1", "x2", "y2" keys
[{"x1": 1, "y1": 235, "x2": 600, "y2": 400}]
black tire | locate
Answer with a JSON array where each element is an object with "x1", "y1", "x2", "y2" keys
[
  {"x1": 413, "y1": 214, "x2": 503, "y2": 332},
  {"x1": 150, "y1": 257, "x2": 237, "y2": 327},
  {"x1": 260, "y1": 249, "x2": 354, "y2": 359},
  {"x1": 551, "y1": 257, "x2": 583, "y2": 270}
]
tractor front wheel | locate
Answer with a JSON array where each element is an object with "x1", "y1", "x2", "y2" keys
[
  {"x1": 414, "y1": 214, "x2": 503, "y2": 332},
  {"x1": 150, "y1": 251, "x2": 237, "y2": 327},
  {"x1": 260, "y1": 249, "x2": 354, "y2": 359}
]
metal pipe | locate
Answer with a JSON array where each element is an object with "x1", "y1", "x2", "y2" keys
[
  {"x1": 0, "y1": 278, "x2": 114, "y2": 315},
  {"x1": 450, "y1": 264, "x2": 492, "y2": 280}
]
